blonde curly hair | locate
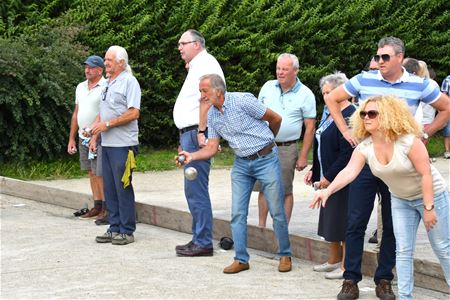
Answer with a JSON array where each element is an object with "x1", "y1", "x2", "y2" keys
[{"x1": 350, "y1": 95, "x2": 421, "y2": 141}]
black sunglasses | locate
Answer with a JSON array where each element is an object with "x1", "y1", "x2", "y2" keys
[
  {"x1": 373, "y1": 54, "x2": 393, "y2": 63},
  {"x1": 359, "y1": 110, "x2": 379, "y2": 119},
  {"x1": 102, "y1": 86, "x2": 109, "y2": 101}
]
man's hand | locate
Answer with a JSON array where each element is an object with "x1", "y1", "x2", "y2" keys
[
  {"x1": 197, "y1": 133, "x2": 207, "y2": 148},
  {"x1": 175, "y1": 150, "x2": 193, "y2": 167},
  {"x1": 295, "y1": 157, "x2": 308, "y2": 171},
  {"x1": 91, "y1": 121, "x2": 108, "y2": 135},
  {"x1": 67, "y1": 140, "x2": 77, "y2": 155},
  {"x1": 89, "y1": 135, "x2": 98, "y2": 153},
  {"x1": 343, "y1": 129, "x2": 358, "y2": 148}
]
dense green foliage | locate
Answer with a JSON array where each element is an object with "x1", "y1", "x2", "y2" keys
[{"x1": 1, "y1": 0, "x2": 449, "y2": 162}]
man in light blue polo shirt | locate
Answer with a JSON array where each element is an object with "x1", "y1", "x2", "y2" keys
[
  {"x1": 324, "y1": 36, "x2": 450, "y2": 300},
  {"x1": 256, "y1": 53, "x2": 316, "y2": 227},
  {"x1": 178, "y1": 74, "x2": 292, "y2": 274},
  {"x1": 90, "y1": 45, "x2": 141, "y2": 246}
]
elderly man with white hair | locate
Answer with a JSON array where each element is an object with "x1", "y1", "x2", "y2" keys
[{"x1": 90, "y1": 45, "x2": 141, "y2": 245}]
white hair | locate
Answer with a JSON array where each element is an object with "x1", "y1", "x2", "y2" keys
[
  {"x1": 107, "y1": 45, "x2": 132, "y2": 74},
  {"x1": 278, "y1": 53, "x2": 299, "y2": 70}
]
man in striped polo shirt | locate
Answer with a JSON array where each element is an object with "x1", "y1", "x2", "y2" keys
[{"x1": 324, "y1": 36, "x2": 450, "y2": 300}]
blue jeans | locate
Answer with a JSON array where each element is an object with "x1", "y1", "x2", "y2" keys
[
  {"x1": 391, "y1": 192, "x2": 450, "y2": 300},
  {"x1": 180, "y1": 129, "x2": 213, "y2": 248},
  {"x1": 344, "y1": 164, "x2": 396, "y2": 284},
  {"x1": 231, "y1": 147, "x2": 291, "y2": 263},
  {"x1": 102, "y1": 146, "x2": 137, "y2": 235}
]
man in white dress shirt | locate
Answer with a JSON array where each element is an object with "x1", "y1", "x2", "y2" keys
[{"x1": 173, "y1": 29, "x2": 225, "y2": 257}]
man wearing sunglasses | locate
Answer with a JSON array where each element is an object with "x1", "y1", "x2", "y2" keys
[{"x1": 323, "y1": 36, "x2": 450, "y2": 300}]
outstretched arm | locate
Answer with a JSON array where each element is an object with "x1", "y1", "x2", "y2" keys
[{"x1": 309, "y1": 149, "x2": 365, "y2": 209}]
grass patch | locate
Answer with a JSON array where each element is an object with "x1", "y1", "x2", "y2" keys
[
  {"x1": 0, "y1": 135, "x2": 445, "y2": 181},
  {"x1": 1, "y1": 145, "x2": 236, "y2": 180}
]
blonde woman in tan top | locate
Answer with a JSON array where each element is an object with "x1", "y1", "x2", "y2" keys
[{"x1": 310, "y1": 95, "x2": 450, "y2": 300}]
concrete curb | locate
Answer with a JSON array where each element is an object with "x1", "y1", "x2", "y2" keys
[{"x1": 1, "y1": 175, "x2": 448, "y2": 294}]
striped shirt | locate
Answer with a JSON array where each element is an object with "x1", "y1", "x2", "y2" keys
[
  {"x1": 441, "y1": 75, "x2": 450, "y2": 95},
  {"x1": 345, "y1": 69, "x2": 441, "y2": 115},
  {"x1": 208, "y1": 92, "x2": 274, "y2": 157}
]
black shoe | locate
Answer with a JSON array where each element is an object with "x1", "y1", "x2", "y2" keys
[
  {"x1": 73, "y1": 207, "x2": 89, "y2": 217},
  {"x1": 176, "y1": 243, "x2": 213, "y2": 257},
  {"x1": 337, "y1": 279, "x2": 359, "y2": 300},
  {"x1": 95, "y1": 218, "x2": 109, "y2": 225},
  {"x1": 375, "y1": 279, "x2": 395, "y2": 300},
  {"x1": 369, "y1": 230, "x2": 378, "y2": 244},
  {"x1": 175, "y1": 241, "x2": 193, "y2": 252}
]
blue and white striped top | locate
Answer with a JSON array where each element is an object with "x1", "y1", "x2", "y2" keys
[
  {"x1": 208, "y1": 92, "x2": 274, "y2": 157},
  {"x1": 345, "y1": 69, "x2": 441, "y2": 115}
]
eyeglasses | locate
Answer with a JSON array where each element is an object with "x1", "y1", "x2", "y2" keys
[
  {"x1": 359, "y1": 110, "x2": 379, "y2": 119},
  {"x1": 373, "y1": 54, "x2": 394, "y2": 63},
  {"x1": 177, "y1": 41, "x2": 197, "y2": 47},
  {"x1": 102, "y1": 86, "x2": 109, "y2": 101}
]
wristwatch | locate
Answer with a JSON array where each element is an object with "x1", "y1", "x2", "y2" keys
[
  {"x1": 198, "y1": 128, "x2": 207, "y2": 134},
  {"x1": 422, "y1": 132, "x2": 429, "y2": 140},
  {"x1": 105, "y1": 121, "x2": 110, "y2": 129},
  {"x1": 423, "y1": 204, "x2": 434, "y2": 211}
]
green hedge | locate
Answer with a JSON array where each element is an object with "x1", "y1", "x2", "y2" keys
[{"x1": 1, "y1": 0, "x2": 449, "y2": 162}]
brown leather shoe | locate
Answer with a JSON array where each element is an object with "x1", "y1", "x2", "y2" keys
[
  {"x1": 79, "y1": 207, "x2": 100, "y2": 219},
  {"x1": 223, "y1": 260, "x2": 250, "y2": 274},
  {"x1": 176, "y1": 243, "x2": 213, "y2": 257},
  {"x1": 175, "y1": 241, "x2": 193, "y2": 252},
  {"x1": 278, "y1": 256, "x2": 292, "y2": 272},
  {"x1": 375, "y1": 279, "x2": 395, "y2": 300},
  {"x1": 94, "y1": 209, "x2": 108, "y2": 225}
]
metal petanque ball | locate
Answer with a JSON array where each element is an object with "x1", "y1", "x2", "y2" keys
[
  {"x1": 177, "y1": 155, "x2": 186, "y2": 164},
  {"x1": 184, "y1": 167, "x2": 198, "y2": 181}
]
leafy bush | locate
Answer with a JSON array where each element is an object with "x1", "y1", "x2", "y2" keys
[
  {"x1": 0, "y1": 0, "x2": 448, "y2": 163},
  {"x1": 0, "y1": 20, "x2": 87, "y2": 162}
]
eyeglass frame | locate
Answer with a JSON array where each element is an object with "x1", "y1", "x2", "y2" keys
[
  {"x1": 373, "y1": 54, "x2": 396, "y2": 63},
  {"x1": 359, "y1": 110, "x2": 379, "y2": 119},
  {"x1": 177, "y1": 40, "x2": 197, "y2": 48}
]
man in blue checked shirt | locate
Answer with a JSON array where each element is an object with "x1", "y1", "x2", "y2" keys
[{"x1": 178, "y1": 74, "x2": 292, "y2": 274}]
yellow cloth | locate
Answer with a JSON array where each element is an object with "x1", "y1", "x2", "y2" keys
[{"x1": 121, "y1": 150, "x2": 136, "y2": 189}]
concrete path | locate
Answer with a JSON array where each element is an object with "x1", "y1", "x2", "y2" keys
[
  {"x1": 0, "y1": 157, "x2": 449, "y2": 298},
  {"x1": 1, "y1": 194, "x2": 448, "y2": 299}
]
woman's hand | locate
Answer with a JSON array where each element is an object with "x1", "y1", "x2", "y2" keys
[
  {"x1": 304, "y1": 170, "x2": 313, "y2": 185},
  {"x1": 309, "y1": 190, "x2": 330, "y2": 209},
  {"x1": 423, "y1": 209, "x2": 438, "y2": 232}
]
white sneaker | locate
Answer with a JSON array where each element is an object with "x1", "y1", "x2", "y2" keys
[
  {"x1": 444, "y1": 151, "x2": 450, "y2": 159},
  {"x1": 325, "y1": 268, "x2": 344, "y2": 279},
  {"x1": 313, "y1": 262, "x2": 341, "y2": 272}
]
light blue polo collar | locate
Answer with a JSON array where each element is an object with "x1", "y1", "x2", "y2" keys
[{"x1": 275, "y1": 77, "x2": 302, "y2": 94}]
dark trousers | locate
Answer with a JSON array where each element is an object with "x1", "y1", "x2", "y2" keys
[
  {"x1": 180, "y1": 129, "x2": 213, "y2": 248},
  {"x1": 344, "y1": 164, "x2": 396, "y2": 284},
  {"x1": 102, "y1": 146, "x2": 136, "y2": 235}
]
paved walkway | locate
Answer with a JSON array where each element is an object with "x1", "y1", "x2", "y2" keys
[
  {"x1": 30, "y1": 158, "x2": 449, "y2": 263},
  {"x1": 1, "y1": 194, "x2": 448, "y2": 299},
  {"x1": 1, "y1": 157, "x2": 449, "y2": 298}
]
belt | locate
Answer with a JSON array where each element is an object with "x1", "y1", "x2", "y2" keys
[
  {"x1": 241, "y1": 143, "x2": 275, "y2": 160},
  {"x1": 275, "y1": 140, "x2": 297, "y2": 147},
  {"x1": 179, "y1": 125, "x2": 198, "y2": 134}
]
